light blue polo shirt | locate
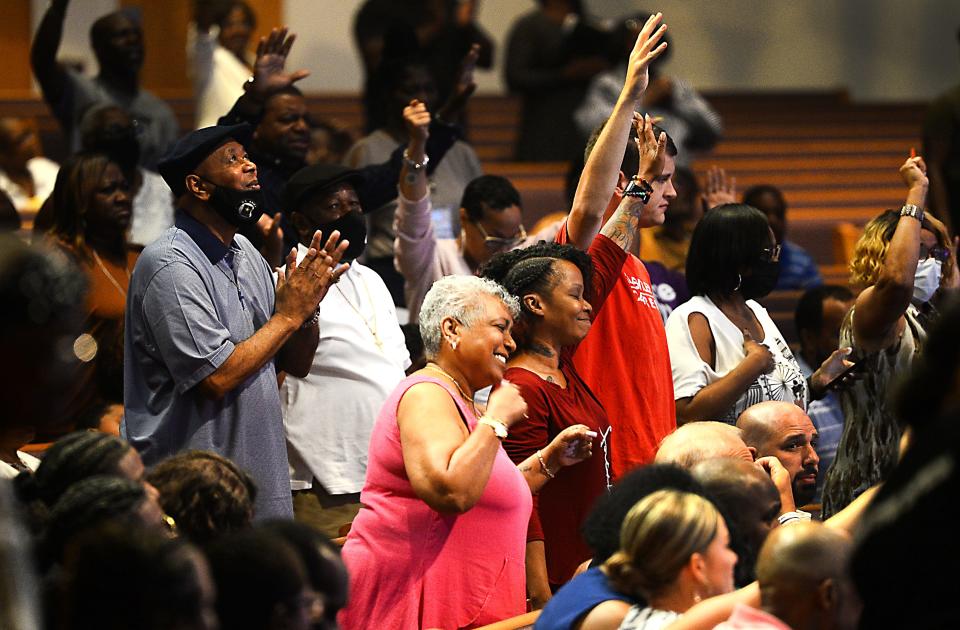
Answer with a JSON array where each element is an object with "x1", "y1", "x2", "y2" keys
[{"x1": 122, "y1": 210, "x2": 292, "y2": 519}]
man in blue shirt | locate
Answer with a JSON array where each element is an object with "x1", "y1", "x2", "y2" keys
[
  {"x1": 744, "y1": 184, "x2": 823, "y2": 290},
  {"x1": 794, "y1": 285, "x2": 855, "y2": 502},
  {"x1": 122, "y1": 123, "x2": 348, "y2": 519}
]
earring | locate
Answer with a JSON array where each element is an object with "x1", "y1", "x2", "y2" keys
[
  {"x1": 451, "y1": 340, "x2": 458, "y2": 351},
  {"x1": 733, "y1": 273, "x2": 742, "y2": 292},
  {"x1": 693, "y1": 592, "x2": 702, "y2": 604}
]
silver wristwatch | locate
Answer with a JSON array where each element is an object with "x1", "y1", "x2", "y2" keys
[{"x1": 900, "y1": 204, "x2": 924, "y2": 223}]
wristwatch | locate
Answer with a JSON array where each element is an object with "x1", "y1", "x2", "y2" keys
[
  {"x1": 478, "y1": 416, "x2": 508, "y2": 440},
  {"x1": 623, "y1": 177, "x2": 653, "y2": 203},
  {"x1": 900, "y1": 204, "x2": 924, "y2": 223},
  {"x1": 402, "y1": 149, "x2": 430, "y2": 171}
]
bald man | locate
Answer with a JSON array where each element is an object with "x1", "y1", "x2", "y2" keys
[
  {"x1": 655, "y1": 421, "x2": 754, "y2": 468},
  {"x1": 738, "y1": 401, "x2": 820, "y2": 507},
  {"x1": 716, "y1": 522, "x2": 861, "y2": 629},
  {"x1": 692, "y1": 458, "x2": 781, "y2": 587}
]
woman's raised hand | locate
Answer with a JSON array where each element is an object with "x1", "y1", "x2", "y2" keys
[{"x1": 486, "y1": 379, "x2": 528, "y2": 428}]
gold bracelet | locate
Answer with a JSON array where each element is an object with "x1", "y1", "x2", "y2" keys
[
  {"x1": 478, "y1": 416, "x2": 508, "y2": 440},
  {"x1": 537, "y1": 450, "x2": 556, "y2": 479}
]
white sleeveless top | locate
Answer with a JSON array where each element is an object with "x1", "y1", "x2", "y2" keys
[{"x1": 666, "y1": 295, "x2": 808, "y2": 424}]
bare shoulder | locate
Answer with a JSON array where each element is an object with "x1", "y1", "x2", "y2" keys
[{"x1": 576, "y1": 600, "x2": 633, "y2": 630}]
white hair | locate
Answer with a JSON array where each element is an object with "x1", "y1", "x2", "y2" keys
[{"x1": 418, "y1": 275, "x2": 520, "y2": 360}]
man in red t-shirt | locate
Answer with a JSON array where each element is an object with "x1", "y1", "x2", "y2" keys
[{"x1": 559, "y1": 19, "x2": 678, "y2": 475}]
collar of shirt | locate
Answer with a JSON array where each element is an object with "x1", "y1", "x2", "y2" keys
[{"x1": 175, "y1": 209, "x2": 233, "y2": 264}]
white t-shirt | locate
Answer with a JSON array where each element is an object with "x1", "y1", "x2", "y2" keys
[
  {"x1": 129, "y1": 169, "x2": 175, "y2": 248},
  {"x1": 666, "y1": 295, "x2": 807, "y2": 424},
  {"x1": 0, "y1": 156, "x2": 59, "y2": 215},
  {"x1": 187, "y1": 24, "x2": 251, "y2": 129},
  {"x1": 280, "y1": 249, "x2": 411, "y2": 494},
  {"x1": 0, "y1": 451, "x2": 41, "y2": 479}
]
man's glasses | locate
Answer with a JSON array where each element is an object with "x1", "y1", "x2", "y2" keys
[
  {"x1": 760, "y1": 244, "x2": 782, "y2": 263},
  {"x1": 920, "y1": 243, "x2": 950, "y2": 262},
  {"x1": 474, "y1": 221, "x2": 527, "y2": 250}
]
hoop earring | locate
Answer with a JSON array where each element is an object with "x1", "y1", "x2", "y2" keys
[{"x1": 733, "y1": 273, "x2": 742, "y2": 292}]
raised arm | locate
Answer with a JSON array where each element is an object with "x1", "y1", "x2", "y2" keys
[
  {"x1": 217, "y1": 27, "x2": 309, "y2": 127},
  {"x1": 852, "y1": 155, "x2": 928, "y2": 353},
  {"x1": 30, "y1": 0, "x2": 70, "y2": 110},
  {"x1": 565, "y1": 13, "x2": 668, "y2": 249}
]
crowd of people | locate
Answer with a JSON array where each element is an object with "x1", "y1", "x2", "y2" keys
[{"x1": 2, "y1": 2, "x2": 960, "y2": 630}]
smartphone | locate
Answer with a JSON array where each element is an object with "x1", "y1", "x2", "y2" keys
[{"x1": 824, "y1": 358, "x2": 866, "y2": 392}]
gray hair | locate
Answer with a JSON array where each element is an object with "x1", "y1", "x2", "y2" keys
[{"x1": 418, "y1": 275, "x2": 520, "y2": 360}]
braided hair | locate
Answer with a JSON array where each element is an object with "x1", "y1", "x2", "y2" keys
[
  {"x1": 479, "y1": 242, "x2": 593, "y2": 349},
  {"x1": 14, "y1": 431, "x2": 132, "y2": 509}
]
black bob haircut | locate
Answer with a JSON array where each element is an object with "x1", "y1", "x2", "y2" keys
[
  {"x1": 461, "y1": 175, "x2": 522, "y2": 223},
  {"x1": 685, "y1": 203, "x2": 772, "y2": 297}
]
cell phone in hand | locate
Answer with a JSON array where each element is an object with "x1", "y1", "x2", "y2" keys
[{"x1": 824, "y1": 358, "x2": 865, "y2": 392}]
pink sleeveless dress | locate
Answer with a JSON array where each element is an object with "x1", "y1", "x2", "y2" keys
[{"x1": 339, "y1": 375, "x2": 532, "y2": 629}]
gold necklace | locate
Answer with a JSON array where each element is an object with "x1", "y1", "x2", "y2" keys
[
  {"x1": 91, "y1": 249, "x2": 129, "y2": 298},
  {"x1": 335, "y1": 271, "x2": 383, "y2": 350},
  {"x1": 424, "y1": 363, "x2": 477, "y2": 415}
]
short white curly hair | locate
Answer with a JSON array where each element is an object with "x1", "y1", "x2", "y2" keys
[{"x1": 418, "y1": 275, "x2": 520, "y2": 360}]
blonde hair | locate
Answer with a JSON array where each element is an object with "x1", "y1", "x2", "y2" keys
[
  {"x1": 850, "y1": 209, "x2": 954, "y2": 288},
  {"x1": 604, "y1": 489, "x2": 721, "y2": 600}
]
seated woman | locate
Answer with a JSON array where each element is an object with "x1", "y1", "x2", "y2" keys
[
  {"x1": 14, "y1": 431, "x2": 160, "y2": 521},
  {"x1": 541, "y1": 489, "x2": 735, "y2": 630},
  {"x1": 822, "y1": 154, "x2": 957, "y2": 517},
  {"x1": 666, "y1": 204, "x2": 848, "y2": 425},
  {"x1": 146, "y1": 450, "x2": 257, "y2": 545},
  {"x1": 339, "y1": 275, "x2": 595, "y2": 629},
  {"x1": 479, "y1": 163, "x2": 654, "y2": 601},
  {"x1": 42, "y1": 152, "x2": 135, "y2": 434},
  {"x1": 38, "y1": 475, "x2": 169, "y2": 571}
]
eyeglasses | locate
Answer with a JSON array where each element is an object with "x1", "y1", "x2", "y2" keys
[
  {"x1": 760, "y1": 244, "x2": 782, "y2": 263},
  {"x1": 474, "y1": 221, "x2": 527, "y2": 250},
  {"x1": 920, "y1": 244, "x2": 950, "y2": 262}
]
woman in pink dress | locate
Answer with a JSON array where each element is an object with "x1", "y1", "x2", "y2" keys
[{"x1": 340, "y1": 275, "x2": 596, "y2": 629}]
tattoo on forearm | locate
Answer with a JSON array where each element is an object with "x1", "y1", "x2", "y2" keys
[
  {"x1": 519, "y1": 464, "x2": 533, "y2": 473},
  {"x1": 601, "y1": 206, "x2": 639, "y2": 252}
]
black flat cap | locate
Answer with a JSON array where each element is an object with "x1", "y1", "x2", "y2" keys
[
  {"x1": 283, "y1": 164, "x2": 365, "y2": 213},
  {"x1": 158, "y1": 123, "x2": 253, "y2": 196}
]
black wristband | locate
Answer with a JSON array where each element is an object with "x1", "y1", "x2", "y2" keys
[{"x1": 623, "y1": 177, "x2": 653, "y2": 203}]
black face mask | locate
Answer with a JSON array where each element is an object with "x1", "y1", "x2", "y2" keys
[
  {"x1": 740, "y1": 259, "x2": 781, "y2": 300},
  {"x1": 315, "y1": 211, "x2": 367, "y2": 261},
  {"x1": 207, "y1": 184, "x2": 265, "y2": 227}
]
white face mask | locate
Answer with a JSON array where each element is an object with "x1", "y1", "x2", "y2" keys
[{"x1": 913, "y1": 258, "x2": 942, "y2": 304}]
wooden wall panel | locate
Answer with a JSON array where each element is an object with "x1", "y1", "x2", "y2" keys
[{"x1": 0, "y1": 0, "x2": 35, "y2": 98}]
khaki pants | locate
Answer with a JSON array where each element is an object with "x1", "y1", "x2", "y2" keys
[{"x1": 292, "y1": 484, "x2": 361, "y2": 538}]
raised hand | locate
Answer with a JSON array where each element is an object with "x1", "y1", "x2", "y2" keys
[
  {"x1": 275, "y1": 230, "x2": 350, "y2": 326},
  {"x1": 256, "y1": 212, "x2": 285, "y2": 268},
  {"x1": 249, "y1": 27, "x2": 309, "y2": 100},
  {"x1": 549, "y1": 424, "x2": 596, "y2": 468},
  {"x1": 634, "y1": 112, "x2": 667, "y2": 182},
  {"x1": 486, "y1": 379, "x2": 528, "y2": 428},
  {"x1": 899, "y1": 154, "x2": 928, "y2": 190},
  {"x1": 703, "y1": 166, "x2": 737, "y2": 209},
  {"x1": 436, "y1": 43, "x2": 479, "y2": 123},
  {"x1": 622, "y1": 12, "x2": 668, "y2": 102},
  {"x1": 403, "y1": 99, "x2": 431, "y2": 155},
  {"x1": 742, "y1": 330, "x2": 775, "y2": 375}
]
